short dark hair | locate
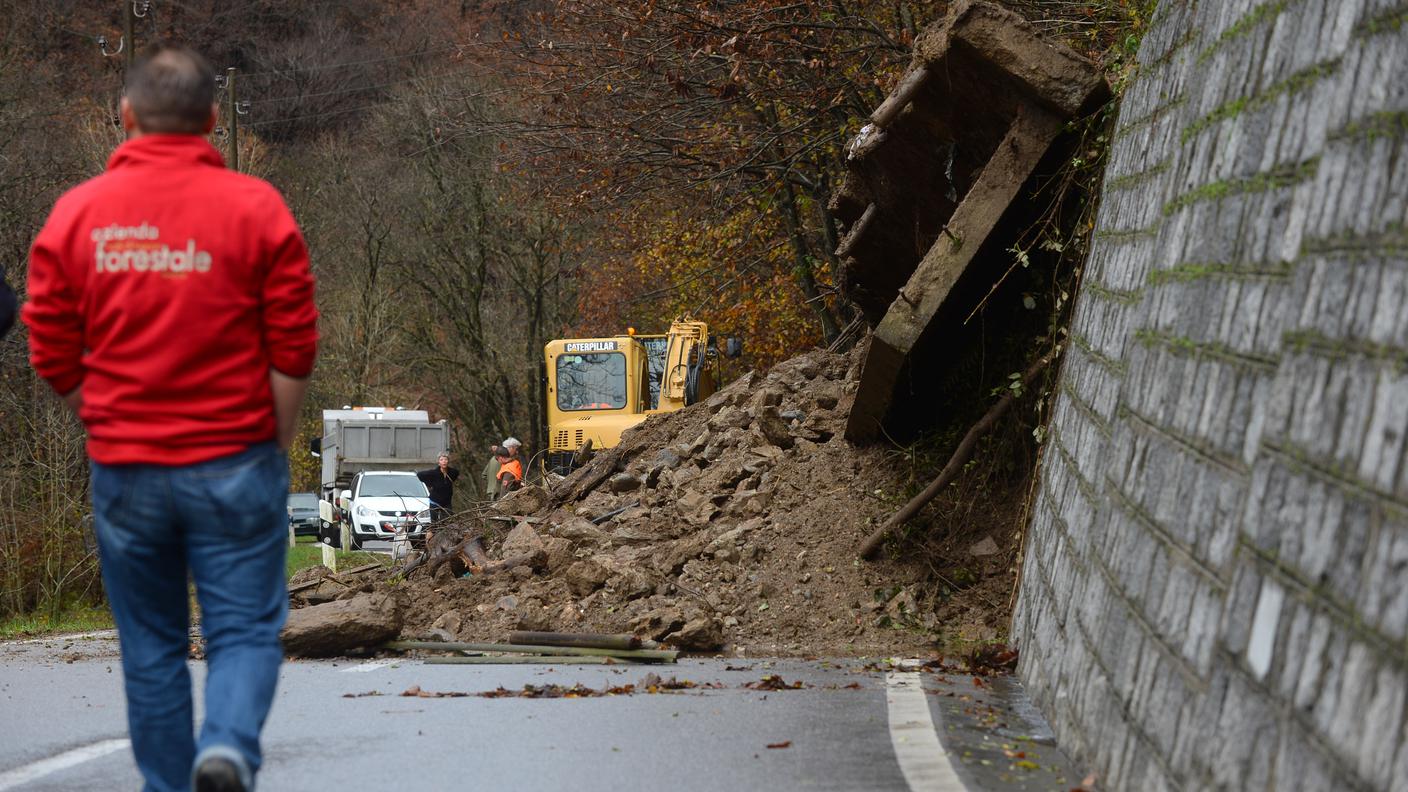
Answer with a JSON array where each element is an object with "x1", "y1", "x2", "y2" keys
[{"x1": 124, "y1": 45, "x2": 216, "y2": 134}]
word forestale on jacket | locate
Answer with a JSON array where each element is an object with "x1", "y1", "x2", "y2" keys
[{"x1": 92, "y1": 224, "x2": 213, "y2": 275}]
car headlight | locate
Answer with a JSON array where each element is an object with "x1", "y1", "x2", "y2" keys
[{"x1": 355, "y1": 505, "x2": 374, "y2": 517}]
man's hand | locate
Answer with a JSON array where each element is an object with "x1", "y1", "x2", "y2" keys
[
  {"x1": 269, "y1": 369, "x2": 309, "y2": 451},
  {"x1": 62, "y1": 387, "x2": 83, "y2": 414}
]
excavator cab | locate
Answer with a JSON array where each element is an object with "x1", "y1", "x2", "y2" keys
[
  {"x1": 543, "y1": 336, "x2": 650, "y2": 474},
  {"x1": 543, "y1": 318, "x2": 741, "y2": 474}
]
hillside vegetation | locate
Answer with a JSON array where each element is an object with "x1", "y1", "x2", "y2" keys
[{"x1": 0, "y1": 0, "x2": 1146, "y2": 626}]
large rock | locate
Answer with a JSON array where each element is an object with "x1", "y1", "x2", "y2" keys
[
  {"x1": 675, "y1": 489, "x2": 724, "y2": 525},
  {"x1": 708, "y1": 518, "x2": 763, "y2": 555},
  {"x1": 550, "y1": 516, "x2": 607, "y2": 543},
  {"x1": 431, "y1": 609, "x2": 463, "y2": 638},
  {"x1": 751, "y1": 408, "x2": 795, "y2": 449},
  {"x1": 596, "y1": 553, "x2": 657, "y2": 599},
  {"x1": 666, "y1": 616, "x2": 724, "y2": 652},
  {"x1": 708, "y1": 406, "x2": 752, "y2": 432},
  {"x1": 628, "y1": 605, "x2": 686, "y2": 641},
  {"x1": 608, "y1": 473, "x2": 642, "y2": 493},
  {"x1": 501, "y1": 522, "x2": 546, "y2": 557},
  {"x1": 493, "y1": 484, "x2": 549, "y2": 516},
  {"x1": 564, "y1": 557, "x2": 612, "y2": 596},
  {"x1": 541, "y1": 536, "x2": 575, "y2": 571},
  {"x1": 653, "y1": 447, "x2": 683, "y2": 471},
  {"x1": 650, "y1": 530, "x2": 712, "y2": 575},
  {"x1": 281, "y1": 592, "x2": 402, "y2": 658}
]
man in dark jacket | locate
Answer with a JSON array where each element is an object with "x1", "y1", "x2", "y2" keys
[{"x1": 417, "y1": 452, "x2": 459, "y2": 519}]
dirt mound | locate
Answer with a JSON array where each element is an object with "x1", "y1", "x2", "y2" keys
[{"x1": 295, "y1": 341, "x2": 1014, "y2": 656}]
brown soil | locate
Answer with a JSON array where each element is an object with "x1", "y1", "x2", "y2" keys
[{"x1": 295, "y1": 339, "x2": 1020, "y2": 657}]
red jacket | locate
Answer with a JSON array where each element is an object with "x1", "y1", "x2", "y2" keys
[{"x1": 23, "y1": 135, "x2": 318, "y2": 465}]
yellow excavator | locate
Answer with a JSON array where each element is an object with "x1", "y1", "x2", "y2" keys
[{"x1": 542, "y1": 318, "x2": 742, "y2": 474}]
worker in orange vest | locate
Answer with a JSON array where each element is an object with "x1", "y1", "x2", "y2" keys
[{"x1": 495, "y1": 447, "x2": 524, "y2": 493}]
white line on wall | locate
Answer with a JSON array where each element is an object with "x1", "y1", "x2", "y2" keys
[
  {"x1": 886, "y1": 666, "x2": 968, "y2": 792},
  {"x1": 0, "y1": 738, "x2": 130, "y2": 791}
]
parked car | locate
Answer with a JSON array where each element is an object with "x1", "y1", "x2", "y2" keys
[
  {"x1": 337, "y1": 471, "x2": 433, "y2": 550},
  {"x1": 287, "y1": 492, "x2": 320, "y2": 537}
]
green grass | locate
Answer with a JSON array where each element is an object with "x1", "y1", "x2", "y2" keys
[
  {"x1": 286, "y1": 538, "x2": 387, "y2": 579},
  {"x1": 0, "y1": 603, "x2": 114, "y2": 640},
  {"x1": 0, "y1": 539, "x2": 386, "y2": 640}
]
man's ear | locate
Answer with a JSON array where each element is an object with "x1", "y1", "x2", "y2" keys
[
  {"x1": 120, "y1": 97, "x2": 138, "y2": 132},
  {"x1": 204, "y1": 103, "x2": 219, "y2": 134}
]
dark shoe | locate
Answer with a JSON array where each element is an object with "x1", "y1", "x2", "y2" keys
[{"x1": 193, "y1": 756, "x2": 246, "y2": 792}]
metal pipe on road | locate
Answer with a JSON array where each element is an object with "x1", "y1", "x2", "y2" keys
[{"x1": 383, "y1": 640, "x2": 679, "y2": 662}]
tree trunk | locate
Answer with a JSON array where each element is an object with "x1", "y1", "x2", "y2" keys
[{"x1": 779, "y1": 178, "x2": 841, "y2": 343}]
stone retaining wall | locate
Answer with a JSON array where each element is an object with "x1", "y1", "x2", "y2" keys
[{"x1": 1012, "y1": 1, "x2": 1408, "y2": 789}]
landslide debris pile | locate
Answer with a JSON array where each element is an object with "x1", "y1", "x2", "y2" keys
[{"x1": 290, "y1": 343, "x2": 1013, "y2": 657}]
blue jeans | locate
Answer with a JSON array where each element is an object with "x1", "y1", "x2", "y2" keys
[{"x1": 92, "y1": 442, "x2": 289, "y2": 792}]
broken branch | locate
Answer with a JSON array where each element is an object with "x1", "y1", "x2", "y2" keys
[{"x1": 858, "y1": 347, "x2": 1059, "y2": 559}]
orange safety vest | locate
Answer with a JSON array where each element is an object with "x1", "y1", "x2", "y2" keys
[{"x1": 498, "y1": 458, "x2": 524, "y2": 485}]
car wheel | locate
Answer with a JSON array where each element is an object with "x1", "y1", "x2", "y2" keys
[{"x1": 347, "y1": 529, "x2": 362, "y2": 551}]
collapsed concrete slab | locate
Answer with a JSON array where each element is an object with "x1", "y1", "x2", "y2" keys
[{"x1": 832, "y1": 0, "x2": 1106, "y2": 442}]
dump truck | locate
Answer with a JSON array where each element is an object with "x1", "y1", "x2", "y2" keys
[
  {"x1": 310, "y1": 407, "x2": 448, "y2": 546},
  {"x1": 543, "y1": 317, "x2": 740, "y2": 474}
]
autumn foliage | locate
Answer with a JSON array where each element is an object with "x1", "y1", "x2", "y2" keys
[{"x1": 460, "y1": 0, "x2": 925, "y2": 360}]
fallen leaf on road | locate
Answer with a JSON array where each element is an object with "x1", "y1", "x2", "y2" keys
[
  {"x1": 964, "y1": 644, "x2": 1018, "y2": 676},
  {"x1": 745, "y1": 675, "x2": 807, "y2": 691},
  {"x1": 766, "y1": 741, "x2": 792, "y2": 749},
  {"x1": 401, "y1": 685, "x2": 470, "y2": 698},
  {"x1": 343, "y1": 691, "x2": 384, "y2": 698},
  {"x1": 476, "y1": 683, "x2": 633, "y2": 699},
  {"x1": 640, "y1": 673, "x2": 725, "y2": 692}
]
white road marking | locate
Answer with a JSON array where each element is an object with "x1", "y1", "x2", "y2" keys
[
  {"x1": 0, "y1": 739, "x2": 130, "y2": 791},
  {"x1": 340, "y1": 659, "x2": 401, "y2": 673},
  {"x1": 886, "y1": 667, "x2": 968, "y2": 792}
]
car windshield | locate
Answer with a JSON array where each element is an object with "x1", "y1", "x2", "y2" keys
[
  {"x1": 288, "y1": 493, "x2": 318, "y2": 509},
  {"x1": 557, "y1": 352, "x2": 628, "y2": 411},
  {"x1": 358, "y1": 476, "x2": 428, "y2": 499}
]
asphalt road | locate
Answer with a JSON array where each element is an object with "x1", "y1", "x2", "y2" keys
[{"x1": 0, "y1": 632, "x2": 1088, "y2": 791}]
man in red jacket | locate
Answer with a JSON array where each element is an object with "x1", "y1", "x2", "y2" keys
[{"x1": 24, "y1": 45, "x2": 317, "y2": 792}]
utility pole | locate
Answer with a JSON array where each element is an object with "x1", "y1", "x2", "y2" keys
[
  {"x1": 225, "y1": 67, "x2": 239, "y2": 173},
  {"x1": 122, "y1": 0, "x2": 135, "y2": 72}
]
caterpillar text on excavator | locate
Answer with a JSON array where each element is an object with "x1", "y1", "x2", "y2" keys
[{"x1": 543, "y1": 317, "x2": 741, "y2": 474}]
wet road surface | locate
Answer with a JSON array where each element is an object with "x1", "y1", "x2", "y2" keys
[{"x1": 0, "y1": 632, "x2": 1089, "y2": 791}]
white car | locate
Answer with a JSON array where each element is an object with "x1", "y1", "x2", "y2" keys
[{"x1": 340, "y1": 471, "x2": 432, "y2": 550}]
